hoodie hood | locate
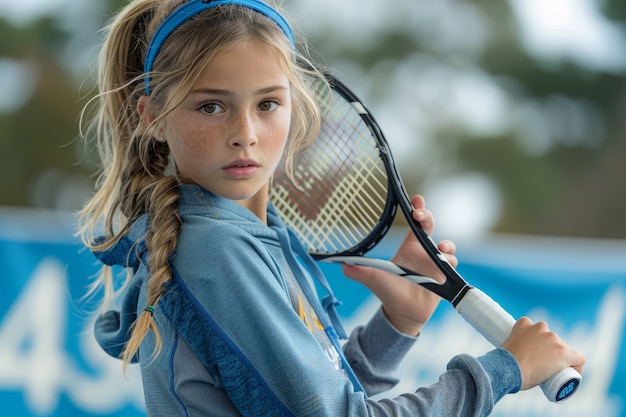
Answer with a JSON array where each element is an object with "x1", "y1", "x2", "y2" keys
[
  {"x1": 91, "y1": 184, "x2": 346, "y2": 361},
  {"x1": 91, "y1": 185, "x2": 283, "y2": 360},
  {"x1": 91, "y1": 185, "x2": 288, "y2": 271},
  {"x1": 91, "y1": 214, "x2": 149, "y2": 360}
]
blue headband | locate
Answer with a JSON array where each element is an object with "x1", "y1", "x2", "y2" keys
[{"x1": 143, "y1": 0, "x2": 295, "y2": 95}]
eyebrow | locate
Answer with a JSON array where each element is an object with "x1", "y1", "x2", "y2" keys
[{"x1": 189, "y1": 85, "x2": 289, "y2": 96}]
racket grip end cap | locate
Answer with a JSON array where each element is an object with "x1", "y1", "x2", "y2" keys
[{"x1": 541, "y1": 366, "x2": 581, "y2": 403}]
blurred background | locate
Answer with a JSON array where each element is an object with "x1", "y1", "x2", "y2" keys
[
  {"x1": 1, "y1": 0, "x2": 625, "y2": 239},
  {"x1": 0, "y1": 0, "x2": 625, "y2": 416}
]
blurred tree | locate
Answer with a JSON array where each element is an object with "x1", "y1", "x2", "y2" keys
[
  {"x1": 286, "y1": 0, "x2": 626, "y2": 238},
  {"x1": 0, "y1": 1, "x2": 129, "y2": 209},
  {"x1": 467, "y1": 0, "x2": 626, "y2": 238},
  {"x1": 0, "y1": 16, "x2": 88, "y2": 208}
]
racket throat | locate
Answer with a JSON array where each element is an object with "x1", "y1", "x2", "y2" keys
[
  {"x1": 323, "y1": 256, "x2": 473, "y2": 305},
  {"x1": 450, "y1": 283, "x2": 473, "y2": 306}
]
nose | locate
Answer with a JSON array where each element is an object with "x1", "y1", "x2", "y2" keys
[{"x1": 228, "y1": 112, "x2": 258, "y2": 149}]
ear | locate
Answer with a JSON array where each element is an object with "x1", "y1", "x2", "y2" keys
[
  {"x1": 137, "y1": 95, "x2": 155, "y2": 126},
  {"x1": 137, "y1": 95, "x2": 166, "y2": 142}
]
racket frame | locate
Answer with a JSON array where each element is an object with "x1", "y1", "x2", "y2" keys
[
  {"x1": 272, "y1": 73, "x2": 582, "y2": 403},
  {"x1": 325, "y1": 75, "x2": 472, "y2": 305}
]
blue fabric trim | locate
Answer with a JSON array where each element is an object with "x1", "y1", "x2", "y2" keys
[
  {"x1": 93, "y1": 235, "x2": 145, "y2": 269},
  {"x1": 144, "y1": 0, "x2": 295, "y2": 94},
  {"x1": 161, "y1": 263, "x2": 294, "y2": 417}
]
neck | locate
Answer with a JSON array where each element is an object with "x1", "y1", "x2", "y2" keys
[{"x1": 234, "y1": 183, "x2": 270, "y2": 224}]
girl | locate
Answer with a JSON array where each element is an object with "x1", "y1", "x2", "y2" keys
[{"x1": 78, "y1": 0, "x2": 585, "y2": 416}]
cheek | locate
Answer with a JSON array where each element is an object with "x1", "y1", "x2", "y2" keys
[
  {"x1": 266, "y1": 127, "x2": 289, "y2": 167},
  {"x1": 167, "y1": 125, "x2": 217, "y2": 169},
  {"x1": 274, "y1": 113, "x2": 291, "y2": 150},
  {"x1": 275, "y1": 123, "x2": 290, "y2": 148}
]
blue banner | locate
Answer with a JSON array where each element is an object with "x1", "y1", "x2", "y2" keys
[
  {"x1": 0, "y1": 209, "x2": 624, "y2": 416},
  {"x1": 0, "y1": 209, "x2": 145, "y2": 417}
]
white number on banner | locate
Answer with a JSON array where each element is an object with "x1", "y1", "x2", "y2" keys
[
  {"x1": 0, "y1": 257, "x2": 145, "y2": 416},
  {"x1": 0, "y1": 258, "x2": 67, "y2": 414}
]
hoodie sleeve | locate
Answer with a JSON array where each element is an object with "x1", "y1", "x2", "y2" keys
[
  {"x1": 344, "y1": 307, "x2": 418, "y2": 395},
  {"x1": 365, "y1": 349, "x2": 521, "y2": 416}
]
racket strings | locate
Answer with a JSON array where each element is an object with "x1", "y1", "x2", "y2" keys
[{"x1": 271, "y1": 85, "x2": 390, "y2": 255}]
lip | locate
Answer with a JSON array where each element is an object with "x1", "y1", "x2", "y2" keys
[{"x1": 222, "y1": 158, "x2": 260, "y2": 179}]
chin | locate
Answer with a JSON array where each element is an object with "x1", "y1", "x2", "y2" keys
[
  {"x1": 220, "y1": 189, "x2": 264, "y2": 202},
  {"x1": 201, "y1": 180, "x2": 269, "y2": 204}
]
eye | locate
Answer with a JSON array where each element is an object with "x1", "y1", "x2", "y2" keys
[
  {"x1": 258, "y1": 101, "x2": 278, "y2": 112},
  {"x1": 199, "y1": 102, "x2": 224, "y2": 115}
]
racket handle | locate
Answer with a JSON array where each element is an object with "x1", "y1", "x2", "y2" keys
[{"x1": 455, "y1": 287, "x2": 581, "y2": 403}]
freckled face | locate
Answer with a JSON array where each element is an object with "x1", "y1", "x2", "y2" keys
[{"x1": 162, "y1": 41, "x2": 291, "y2": 210}]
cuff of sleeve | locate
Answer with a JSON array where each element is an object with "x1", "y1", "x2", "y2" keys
[
  {"x1": 477, "y1": 348, "x2": 523, "y2": 401},
  {"x1": 356, "y1": 307, "x2": 418, "y2": 372}
]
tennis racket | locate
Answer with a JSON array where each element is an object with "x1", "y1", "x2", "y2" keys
[{"x1": 269, "y1": 73, "x2": 581, "y2": 403}]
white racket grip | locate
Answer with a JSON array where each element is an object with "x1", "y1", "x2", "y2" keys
[
  {"x1": 455, "y1": 287, "x2": 515, "y2": 346},
  {"x1": 455, "y1": 288, "x2": 581, "y2": 403}
]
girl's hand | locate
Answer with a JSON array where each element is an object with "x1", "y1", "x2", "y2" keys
[
  {"x1": 502, "y1": 317, "x2": 585, "y2": 390},
  {"x1": 342, "y1": 195, "x2": 457, "y2": 336}
]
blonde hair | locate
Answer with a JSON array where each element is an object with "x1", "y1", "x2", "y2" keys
[{"x1": 78, "y1": 0, "x2": 324, "y2": 369}]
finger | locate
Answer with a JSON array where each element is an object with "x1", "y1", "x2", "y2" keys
[
  {"x1": 341, "y1": 264, "x2": 408, "y2": 300},
  {"x1": 411, "y1": 194, "x2": 426, "y2": 210},
  {"x1": 437, "y1": 239, "x2": 456, "y2": 255},
  {"x1": 438, "y1": 240, "x2": 458, "y2": 266},
  {"x1": 515, "y1": 316, "x2": 534, "y2": 327},
  {"x1": 443, "y1": 253, "x2": 458, "y2": 268},
  {"x1": 413, "y1": 208, "x2": 434, "y2": 234},
  {"x1": 572, "y1": 350, "x2": 586, "y2": 375},
  {"x1": 341, "y1": 264, "x2": 388, "y2": 288},
  {"x1": 341, "y1": 264, "x2": 373, "y2": 283},
  {"x1": 411, "y1": 195, "x2": 435, "y2": 234}
]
